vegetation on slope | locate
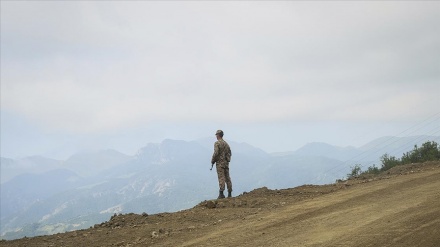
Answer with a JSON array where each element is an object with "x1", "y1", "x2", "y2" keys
[{"x1": 348, "y1": 141, "x2": 440, "y2": 178}]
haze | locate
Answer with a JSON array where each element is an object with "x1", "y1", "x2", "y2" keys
[{"x1": 1, "y1": 1, "x2": 439, "y2": 159}]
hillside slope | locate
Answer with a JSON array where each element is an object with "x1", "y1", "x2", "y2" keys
[{"x1": 1, "y1": 161, "x2": 439, "y2": 247}]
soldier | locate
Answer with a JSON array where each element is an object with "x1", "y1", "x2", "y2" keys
[{"x1": 211, "y1": 130, "x2": 232, "y2": 199}]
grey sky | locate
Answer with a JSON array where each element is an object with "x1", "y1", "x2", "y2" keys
[{"x1": 1, "y1": 1, "x2": 439, "y2": 159}]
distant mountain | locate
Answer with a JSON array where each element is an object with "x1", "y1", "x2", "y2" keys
[
  {"x1": 194, "y1": 137, "x2": 269, "y2": 158},
  {"x1": 359, "y1": 135, "x2": 440, "y2": 156},
  {"x1": 0, "y1": 156, "x2": 63, "y2": 183},
  {"x1": 1, "y1": 135, "x2": 439, "y2": 240},
  {"x1": 280, "y1": 135, "x2": 440, "y2": 167},
  {"x1": 1, "y1": 169, "x2": 82, "y2": 221},
  {"x1": 64, "y1": 149, "x2": 132, "y2": 177},
  {"x1": 291, "y1": 142, "x2": 361, "y2": 161}
]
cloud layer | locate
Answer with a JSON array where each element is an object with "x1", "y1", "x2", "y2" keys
[{"x1": 2, "y1": 2, "x2": 439, "y2": 136}]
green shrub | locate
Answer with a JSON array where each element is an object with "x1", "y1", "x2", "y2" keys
[
  {"x1": 380, "y1": 153, "x2": 401, "y2": 171},
  {"x1": 364, "y1": 164, "x2": 380, "y2": 175},
  {"x1": 346, "y1": 141, "x2": 439, "y2": 179},
  {"x1": 347, "y1": 164, "x2": 362, "y2": 179},
  {"x1": 401, "y1": 141, "x2": 440, "y2": 164}
]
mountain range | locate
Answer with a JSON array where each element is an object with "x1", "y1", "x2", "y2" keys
[{"x1": 1, "y1": 135, "x2": 439, "y2": 240}]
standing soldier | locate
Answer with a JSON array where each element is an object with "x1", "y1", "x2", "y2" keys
[{"x1": 211, "y1": 130, "x2": 232, "y2": 199}]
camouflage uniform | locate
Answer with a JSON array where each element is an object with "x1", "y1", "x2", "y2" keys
[{"x1": 211, "y1": 137, "x2": 232, "y2": 193}]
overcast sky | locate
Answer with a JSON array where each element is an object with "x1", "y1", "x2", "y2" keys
[{"x1": 1, "y1": 1, "x2": 439, "y2": 159}]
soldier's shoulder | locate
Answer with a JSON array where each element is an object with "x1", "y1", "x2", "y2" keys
[{"x1": 215, "y1": 140, "x2": 226, "y2": 146}]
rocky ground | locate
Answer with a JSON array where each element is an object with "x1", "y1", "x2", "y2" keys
[{"x1": 1, "y1": 161, "x2": 439, "y2": 247}]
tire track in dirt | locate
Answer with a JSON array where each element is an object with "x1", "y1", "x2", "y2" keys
[
  {"x1": 321, "y1": 172, "x2": 440, "y2": 247},
  {"x1": 180, "y1": 168, "x2": 440, "y2": 247}
]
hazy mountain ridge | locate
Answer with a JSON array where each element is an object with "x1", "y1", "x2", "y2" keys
[
  {"x1": 291, "y1": 142, "x2": 361, "y2": 161},
  {"x1": 64, "y1": 149, "x2": 133, "y2": 177},
  {"x1": 0, "y1": 156, "x2": 63, "y2": 183},
  {"x1": 1, "y1": 135, "x2": 439, "y2": 240}
]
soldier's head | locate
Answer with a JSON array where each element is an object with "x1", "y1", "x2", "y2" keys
[{"x1": 215, "y1": 130, "x2": 224, "y2": 139}]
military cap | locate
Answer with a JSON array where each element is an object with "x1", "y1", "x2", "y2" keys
[{"x1": 215, "y1": 130, "x2": 224, "y2": 136}]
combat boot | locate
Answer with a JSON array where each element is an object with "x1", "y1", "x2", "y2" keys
[
  {"x1": 218, "y1": 190, "x2": 225, "y2": 199},
  {"x1": 228, "y1": 191, "x2": 232, "y2": 198}
]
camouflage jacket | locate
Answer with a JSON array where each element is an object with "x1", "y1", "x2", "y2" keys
[{"x1": 211, "y1": 139, "x2": 232, "y2": 165}]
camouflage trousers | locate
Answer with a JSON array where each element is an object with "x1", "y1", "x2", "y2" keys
[{"x1": 216, "y1": 162, "x2": 232, "y2": 192}]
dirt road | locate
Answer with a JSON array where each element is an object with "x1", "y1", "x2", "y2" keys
[
  {"x1": 2, "y1": 162, "x2": 439, "y2": 246},
  {"x1": 181, "y1": 163, "x2": 440, "y2": 247}
]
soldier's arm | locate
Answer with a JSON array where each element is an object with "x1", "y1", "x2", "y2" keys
[{"x1": 211, "y1": 142, "x2": 220, "y2": 164}]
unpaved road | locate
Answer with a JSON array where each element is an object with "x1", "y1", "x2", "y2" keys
[{"x1": 2, "y1": 162, "x2": 440, "y2": 247}]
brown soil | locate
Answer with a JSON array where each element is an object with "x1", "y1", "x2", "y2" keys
[{"x1": 2, "y1": 161, "x2": 440, "y2": 247}]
